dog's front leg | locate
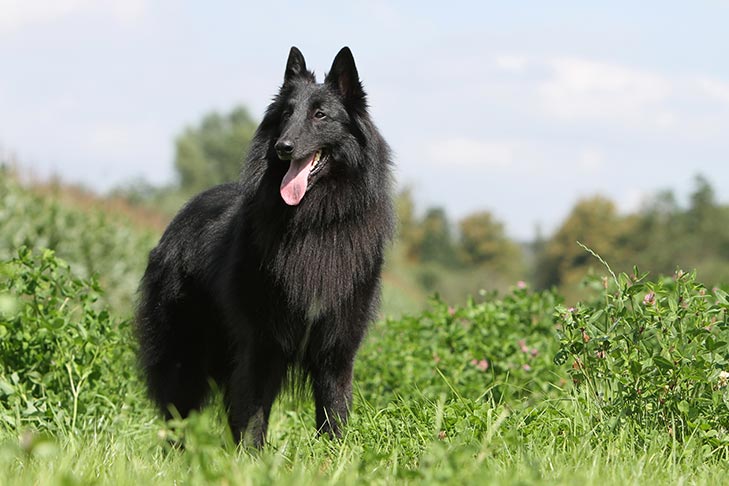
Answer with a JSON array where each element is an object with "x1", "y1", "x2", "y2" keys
[
  {"x1": 311, "y1": 352, "x2": 355, "y2": 439},
  {"x1": 226, "y1": 340, "x2": 286, "y2": 448}
]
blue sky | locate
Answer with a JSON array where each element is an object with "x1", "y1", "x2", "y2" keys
[{"x1": 1, "y1": 1, "x2": 728, "y2": 239}]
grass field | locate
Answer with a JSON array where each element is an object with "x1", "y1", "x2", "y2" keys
[{"x1": 1, "y1": 174, "x2": 728, "y2": 485}]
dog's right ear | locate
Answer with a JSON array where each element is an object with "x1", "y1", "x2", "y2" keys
[{"x1": 284, "y1": 47, "x2": 307, "y2": 84}]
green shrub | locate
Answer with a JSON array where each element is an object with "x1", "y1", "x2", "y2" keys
[
  {"x1": 359, "y1": 285, "x2": 564, "y2": 408},
  {"x1": 0, "y1": 247, "x2": 144, "y2": 434},
  {"x1": 0, "y1": 173, "x2": 157, "y2": 313},
  {"x1": 555, "y1": 258, "x2": 729, "y2": 448}
]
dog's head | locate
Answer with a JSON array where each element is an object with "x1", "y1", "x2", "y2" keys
[{"x1": 271, "y1": 47, "x2": 368, "y2": 206}]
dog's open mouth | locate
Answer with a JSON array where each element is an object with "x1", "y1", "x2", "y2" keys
[{"x1": 280, "y1": 149, "x2": 328, "y2": 206}]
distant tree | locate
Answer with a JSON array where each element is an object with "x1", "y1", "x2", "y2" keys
[
  {"x1": 625, "y1": 189, "x2": 686, "y2": 274},
  {"x1": 458, "y1": 211, "x2": 522, "y2": 273},
  {"x1": 414, "y1": 207, "x2": 458, "y2": 266},
  {"x1": 174, "y1": 106, "x2": 257, "y2": 195},
  {"x1": 535, "y1": 196, "x2": 626, "y2": 289},
  {"x1": 396, "y1": 187, "x2": 422, "y2": 261},
  {"x1": 687, "y1": 174, "x2": 718, "y2": 232}
]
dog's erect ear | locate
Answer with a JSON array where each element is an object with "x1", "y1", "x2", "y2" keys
[
  {"x1": 284, "y1": 47, "x2": 307, "y2": 83},
  {"x1": 325, "y1": 47, "x2": 365, "y2": 102}
]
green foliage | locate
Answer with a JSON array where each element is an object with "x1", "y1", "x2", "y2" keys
[
  {"x1": 396, "y1": 201, "x2": 528, "y2": 303},
  {"x1": 410, "y1": 207, "x2": 459, "y2": 266},
  {"x1": 458, "y1": 211, "x2": 521, "y2": 269},
  {"x1": 535, "y1": 196, "x2": 626, "y2": 292},
  {"x1": 360, "y1": 286, "x2": 563, "y2": 407},
  {"x1": 0, "y1": 172, "x2": 157, "y2": 312},
  {"x1": 555, "y1": 254, "x2": 729, "y2": 448},
  {"x1": 174, "y1": 106, "x2": 257, "y2": 195},
  {"x1": 0, "y1": 247, "x2": 145, "y2": 434},
  {"x1": 536, "y1": 176, "x2": 729, "y2": 297}
]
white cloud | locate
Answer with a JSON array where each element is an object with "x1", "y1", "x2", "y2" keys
[
  {"x1": 577, "y1": 148, "x2": 605, "y2": 174},
  {"x1": 494, "y1": 54, "x2": 528, "y2": 73},
  {"x1": 695, "y1": 76, "x2": 729, "y2": 106},
  {"x1": 425, "y1": 138, "x2": 515, "y2": 169},
  {"x1": 0, "y1": 0, "x2": 146, "y2": 34},
  {"x1": 538, "y1": 57, "x2": 674, "y2": 127}
]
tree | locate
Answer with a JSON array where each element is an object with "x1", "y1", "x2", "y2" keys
[
  {"x1": 535, "y1": 196, "x2": 626, "y2": 289},
  {"x1": 174, "y1": 106, "x2": 257, "y2": 195},
  {"x1": 687, "y1": 174, "x2": 718, "y2": 233},
  {"x1": 395, "y1": 187, "x2": 422, "y2": 261},
  {"x1": 413, "y1": 207, "x2": 458, "y2": 266},
  {"x1": 458, "y1": 211, "x2": 522, "y2": 273}
]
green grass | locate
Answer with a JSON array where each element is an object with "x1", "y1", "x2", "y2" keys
[{"x1": 2, "y1": 374, "x2": 727, "y2": 485}]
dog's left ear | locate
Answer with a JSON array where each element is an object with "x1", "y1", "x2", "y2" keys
[
  {"x1": 325, "y1": 47, "x2": 365, "y2": 103},
  {"x1": 284, "y1": 46, "x2": 308, "y2": 84}
]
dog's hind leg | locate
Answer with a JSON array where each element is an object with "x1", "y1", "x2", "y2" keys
[
  {"x1": 138, "y1": 300, "x2": 214, "y2": 420},
  {"x1": 225, "y1": 338, "x2": 287, "y2": 448}
]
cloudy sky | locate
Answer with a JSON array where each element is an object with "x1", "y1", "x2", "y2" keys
[{"x1": 2, "y1": 1, "x2": 728, "y2": 239}]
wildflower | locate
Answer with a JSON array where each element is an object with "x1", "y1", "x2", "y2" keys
[
  {"x1": 530, "y1": 347, "x2": 539, "y2": 358},
  {"x1": 518, "y1": 339, "x2": 529, "y2": 353},
  {"x1": 522, "y1": 364, "x2": 532, "y2": 372},
  {"x1": 516, "y1": 280, "x2": 527, "y2": 289},
  {"x1": 581, "y1": 329, "x2": 590, "y2": 343},
  {"x1": 447, "y1": 306, "x2": 456, "y2": 316},
  {"x1": 643, "y1": 291, "x2": 655, "y2": 306},
  {"x1": 719, "y1": 370, "x2": 729, "y2": 389},
  {"x1": 567, "y1": 307, "x2": 575, "y2": 313},
  {"x1": 476, "y1": 359, "x2": 489, "y2": 371}
]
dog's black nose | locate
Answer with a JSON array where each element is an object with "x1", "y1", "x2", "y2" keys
[{"x1": 275, "y1": 140, "x2": 294, "y2": 159}]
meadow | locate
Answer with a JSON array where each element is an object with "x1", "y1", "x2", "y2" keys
[{"x1": 1, "y1": 173, "x2": 728, "y2": 485}]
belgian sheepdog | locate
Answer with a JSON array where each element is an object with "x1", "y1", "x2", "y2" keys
[{"x1": 135, "y1": 46, "x2": 394, "y2": 447}]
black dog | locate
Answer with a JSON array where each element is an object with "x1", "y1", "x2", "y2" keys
[{"x1": 135, "y1": 46, "x2": 394, "y2": 447}]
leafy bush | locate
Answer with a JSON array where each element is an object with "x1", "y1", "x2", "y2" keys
[
  {"x1": 359, "y1": 284, "x2": 564, "y2": 408},
  {"x1": 0, "y1": 172, "x2": 157, "y2": 313},
  {"x1": 555, "y1": 257, "x2": 729, "y2": 447},
  {"x1": 0, "y1": 247, "x2": 145, "y2": 433}
]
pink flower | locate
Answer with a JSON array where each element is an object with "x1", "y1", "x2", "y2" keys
[
  {"x1": 447, "y1": 306, "x2": 456, "y2": 316},
  {"x1": 516, "y1": 280, "x2": 527, "y2": 289},
  {"x1": 530, "y1": 348, "x2": 539, "y2": 358},
  {"x1": 567, "y1": 307, "x2": 575, "y2": 313},
  {"x1": 643, "y1": 292, "x2": 655, "y2": 305},
  {"x1": 518, "y1": 339, "x2": 529, "y2": 353},
  {"x1": 522, "y1": 364, "x2": 532, "y2": 372},
  {"x1": 471, "y1": 358, "x2": 489, "y2": 371}
]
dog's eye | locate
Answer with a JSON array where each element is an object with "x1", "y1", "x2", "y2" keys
[
  {"x1": 314, "y1": 110, "x2": 326, "y2": 119},
  {"x1": 282, "y1": 110, "x2": 292, "y2": 120}
]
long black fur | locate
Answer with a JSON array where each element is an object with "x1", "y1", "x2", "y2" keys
[{"x1": 135, "y1": 46, "x2": 394, "y2": 447}]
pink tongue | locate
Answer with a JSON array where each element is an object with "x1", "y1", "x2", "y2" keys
[{"x1": 280, "y1": 154, "x2": 315, "y2": 206}]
